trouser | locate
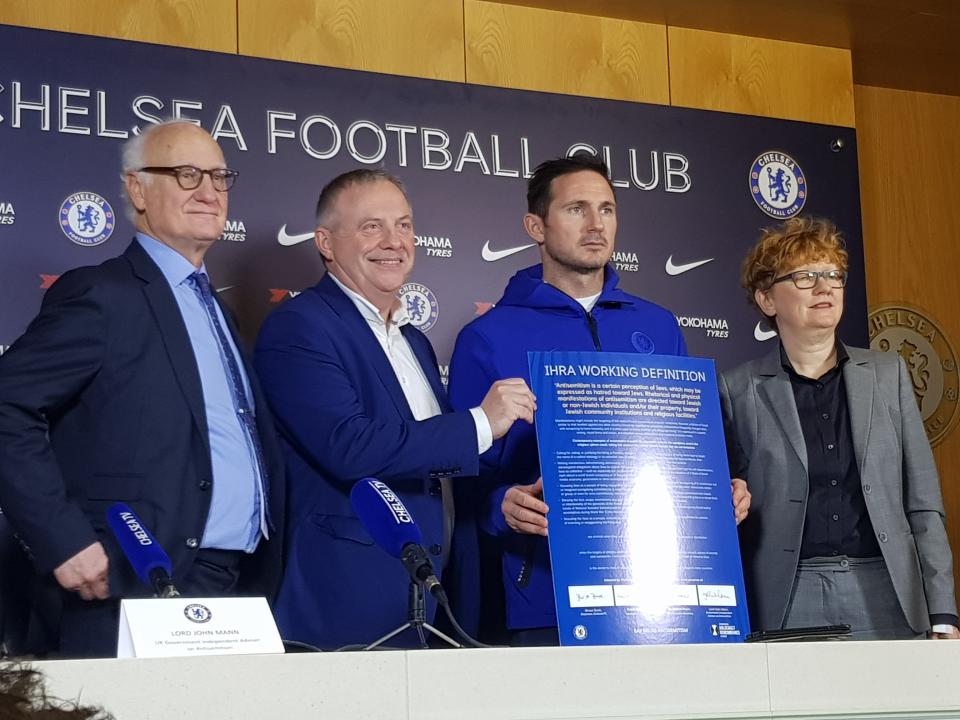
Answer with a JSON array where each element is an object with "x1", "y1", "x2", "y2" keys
[
  {"x1": 511, "y1": 627, "x2": 560, "y2": 647},
  {"x1": 782, "y1": 555, "x2": 923, "y2": 640}
]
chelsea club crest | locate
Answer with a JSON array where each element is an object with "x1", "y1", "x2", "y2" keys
[
  {"x1": 59, "y1": 192, "x2": 115, "y2": 246},
  {"x1": 399, "y1": 282, "x2": 439, "y2": 332},
  {"x1": 749, "y1": 152, "x2": 807, "y2": 219},
  {"x1": 869, "y1": 303, "x2": 959, "y2": 447},
  {"x1": 183, "y1": 603, "x2": 213, "y2": 623}
]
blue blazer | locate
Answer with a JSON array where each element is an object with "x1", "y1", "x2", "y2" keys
[
  {"x1": 0, "y1": 240, "x2": 285, "y2": 653},
  {"x1": 254, "y1": 273, "x2": 480, "y2": 649}
]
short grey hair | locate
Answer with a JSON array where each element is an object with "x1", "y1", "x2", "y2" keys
[
  {"x1": 119, "y1": 119, "x2": 200, "y2": 222},
  {"x1": 315, "y1": 168, "x2": 407, "y2": 227}
]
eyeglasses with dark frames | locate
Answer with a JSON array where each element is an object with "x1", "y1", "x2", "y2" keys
[
  {"x1": 771, "y1": 269, "x2": 848, "y2": 289},
  {"x1": 138, "y1": 165, "x2": 239, "y2": 192}
]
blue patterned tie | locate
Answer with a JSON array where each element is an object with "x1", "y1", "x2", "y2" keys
[{"x1": 189, "y1": 271, "x2": 271, "y2": 534}]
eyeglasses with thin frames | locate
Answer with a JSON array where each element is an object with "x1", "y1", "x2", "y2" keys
[
  {"x1": 138, "y1": 165, "x2": 239, "y2": 192},
  {"x1": 771, "y1": 269, "x2": 848, "y2": 289}
]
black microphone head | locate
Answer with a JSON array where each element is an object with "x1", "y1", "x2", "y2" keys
[
  {"x1": 106, "y1": 503, "x2": 173, "y2": 587},
  {"x1": 350, "y1": 478, "x2": 422, "y2": 558}
]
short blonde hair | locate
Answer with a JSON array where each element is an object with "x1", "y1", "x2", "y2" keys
[{"x1": 741, "y1": 216, "x2": 848, "y2": 323}]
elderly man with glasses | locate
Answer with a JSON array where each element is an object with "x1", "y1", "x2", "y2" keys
[
  {"x1": 719, "y1": 216, "x2": 958, "y2": 640},
  {"x1": 0, "y1": 120, "x2": 285, "y2": 658}
]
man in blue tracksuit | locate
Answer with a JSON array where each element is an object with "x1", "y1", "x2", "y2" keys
[{"x1": 449, "y1": 153, "x2": 749, "y2": 645}]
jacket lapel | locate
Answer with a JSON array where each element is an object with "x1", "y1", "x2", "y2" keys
[
  {"x1": 842, "y1": 345, "x2": 876, "y2": 477},
  {"x1": 123, "y1": 240, "x2": 210, "y2": 454},
  {"x1": 757, "y1": 347, "x2": 809, "y2": 473},
  {"x1": 316, "y1": 274, "x2": 414, "y2": 419}
]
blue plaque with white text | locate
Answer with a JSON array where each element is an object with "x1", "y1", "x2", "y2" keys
[{"x1": 529, "y1": 351, "x2": 750, "y2": 645}]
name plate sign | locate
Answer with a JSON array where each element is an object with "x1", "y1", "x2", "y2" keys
[
  {"x1": 529, "y1": 351, "x2": 750, "y2": 646},
  {"x1": 117, "y1": 597, "x2": 284, "y2": 658}
]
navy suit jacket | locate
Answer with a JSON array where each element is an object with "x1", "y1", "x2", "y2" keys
[
  {"x1": 255, "y1": 273, "x2": 479, "y2": 649},
  {"x1": 0, "y1": 241, "x2": 285, "y2": 649}
]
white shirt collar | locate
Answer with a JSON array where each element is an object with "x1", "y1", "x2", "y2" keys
[{"x1": 328, "y1": 272, "x2": 409, "y2": 329}]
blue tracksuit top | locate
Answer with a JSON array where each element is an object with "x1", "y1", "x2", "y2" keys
[{"x1": 448, "y1": 263, "x2": 687, "y2": 631}]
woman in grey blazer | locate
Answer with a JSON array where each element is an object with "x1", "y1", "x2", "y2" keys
[{"x1": 719, "y1": 217, "x2": 958, "y2": 640}]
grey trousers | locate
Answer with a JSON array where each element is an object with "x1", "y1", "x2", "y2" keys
[{"x1": 782, "y1": 556, "x2": 924, "y2": 640}]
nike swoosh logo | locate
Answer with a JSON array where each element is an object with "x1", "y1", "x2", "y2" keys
[
  {"x1": 665, "y1": 255, "x2": 714, "y2": 275},
  {"x1": 277, "y1": 225, "x2": 314, "y2": 246},
  {"x1": 481, "y1": 241, "x2": 537, "y2": 262},
  {"x1": 754, "y1": 322, "x2": 778, "y2": 342}
]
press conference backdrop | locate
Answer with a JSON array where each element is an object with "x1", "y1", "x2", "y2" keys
[{"x1": 0, "y1": 24, "x2": 868, "y2": 369}]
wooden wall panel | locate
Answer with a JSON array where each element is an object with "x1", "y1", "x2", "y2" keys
[
  {"x1": 0, "y1": 0, "x2": 236, "y2": 53},
  {"x1": 464, "y1": 0, "x2": 669, "y2": 104},
  {"x1": 669, "y1": 27, "x2": 855, "y2": 127},
  {"x1": 856, "y1": 84, "x2": 960, "y2": 594},
  {"x1": 237, "y1": 0, "x2": 465, "y2": 82}
]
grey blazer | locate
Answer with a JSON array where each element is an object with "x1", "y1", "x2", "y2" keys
[{"x1": 719, "y1": 344, "x2": 957, "y2": 632}]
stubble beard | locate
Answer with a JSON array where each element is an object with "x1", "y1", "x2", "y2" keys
[{"x1": 545, "y1": 234, "x2": 611, "y2": 276}]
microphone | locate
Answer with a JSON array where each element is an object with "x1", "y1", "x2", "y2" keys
[
  {"x1": 106, "y1": 503, "x2": 180, "y2": 598},
  {"x1": 350, "y1": 478, "x2": 492, "y2": 650},
  {"x1": 350, "y1": 478, "x2": 445, "y2": 601}
]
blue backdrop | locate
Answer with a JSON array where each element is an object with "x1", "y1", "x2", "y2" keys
[{"x1": 0, "y1": 24, "x2": 868, "y2": 371}]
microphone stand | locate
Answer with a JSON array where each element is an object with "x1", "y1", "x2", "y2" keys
[{"x1": 363, "y1": 581, "x2": 461, "y2": 650}]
